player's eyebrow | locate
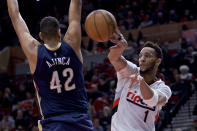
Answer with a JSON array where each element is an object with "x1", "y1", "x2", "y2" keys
[{"x1": 139, "y1": 52, "x2": 153, "y2": 56}]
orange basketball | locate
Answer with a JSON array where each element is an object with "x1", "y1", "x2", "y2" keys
[{"x1": 85, "y1": 9, "x2": 117, "y2": 42}]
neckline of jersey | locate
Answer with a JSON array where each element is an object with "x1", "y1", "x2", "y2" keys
[
  {"x1": 44, "y1": 42, "x2": 61, "y2": 51},
  {"x1": 149, "y1": 78, "x2": 161, "y2": 86}
]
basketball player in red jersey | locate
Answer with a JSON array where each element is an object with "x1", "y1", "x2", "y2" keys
[{"x1": 109, "y1": 31, "x2": 172, "y2": 131}]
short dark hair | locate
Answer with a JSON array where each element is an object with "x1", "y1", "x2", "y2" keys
[
  {"x1": 143, "y1": 41, "x2": 163, "y2": 59},
  {"x1": 40, "y1": 16, "x2": 60, "y2": 39}
]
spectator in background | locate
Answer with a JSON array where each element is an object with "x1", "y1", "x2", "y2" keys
[
  {"x1": 178, "y1": 65, "x2": 195, "y2": 94},
  {"x1": 31, "y1": 126, "x2": 39, "y2": 131},
  {"x1": 93, "y1": 118, "x2": 103, "y2": 131},
  {"x1": 184, "y1": 46, "x2": 196, "y2": 64},
  {"x1": 184, "y1": 46, "x2": 197, "y2": 78},
  {"x1": 181, "y1": 9, "x2": 194, "y2": 22},
  {"x1": 168, "y1": 9, "x2": 179, "y2": 23},
  {"x1": 100, "y1": 106, "x2": 111, "y2": 131},
  {"x1": 98, "y1": 76, "x2": 110, "y2": 93},
  {"x1": 0, "y1": 113, "x2": 15, "y2": 131},
  {"x1": 16, "y1": 83, "x2": 27, "y2": 102},
  {"x1": 139, "y1": 14, "x2": 153, "y2": 28},
  {"x1": 180, "y1": 38, "x2": 192, "y2": 53},
  {"x1": 179, "y1": 65, "x2": 194, "y2": 82},
  {"x1": 126, "y1": 11, "x2": 136, "y2": 29},
  {"x1": 15, "y1": 110, "x2": 26, "y2": 130},
  {"x1": 2, "y1": 88, "x2": 14, "y2": 109},
  {"x1": 93, "y1": 93, "x2": 109, "y2": 118}
]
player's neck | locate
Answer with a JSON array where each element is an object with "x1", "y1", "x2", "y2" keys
[{"x1": 141, "y1": 71, "x2": 157, "y2": 85}]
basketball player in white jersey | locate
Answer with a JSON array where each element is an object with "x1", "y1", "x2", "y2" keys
[{"x1": 108, "y1": 32, "x2": 172, "y2": 131}]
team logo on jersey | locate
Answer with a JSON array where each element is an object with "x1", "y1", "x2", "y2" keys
[
  {"x1": 126, "y1": 91, "x2": 155, "y2": 111},
  {"x1": 54, "y1": 52, "x2": 57, "y2": 56}
]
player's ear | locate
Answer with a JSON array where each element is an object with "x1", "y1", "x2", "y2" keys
[
  {"x1": 58, "y1": 29, "x2": 61, "y2": 41},
  {"x1": 156, "y1": 58, "x2": 161, "y2": 66},
  {"x1": 39, "y1": 32, "x2": 43, "y2": 40}
]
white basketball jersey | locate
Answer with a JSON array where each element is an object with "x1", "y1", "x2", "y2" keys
[{"x1": 111, "y1": 61, "x2": 172, "y2": 131}]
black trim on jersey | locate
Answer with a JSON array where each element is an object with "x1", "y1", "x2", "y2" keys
[{"x1": 126, "y1": 99, "x2": 156, "y2": 111}]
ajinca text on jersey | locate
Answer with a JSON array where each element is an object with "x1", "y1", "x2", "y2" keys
[{"x1": 46, "y1": 57, "x2": 70, "y2": 68}]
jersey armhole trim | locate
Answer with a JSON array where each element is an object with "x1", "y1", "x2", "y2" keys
[{"x1": 32, "y1": 45, "x2": 43, "y2": 76}]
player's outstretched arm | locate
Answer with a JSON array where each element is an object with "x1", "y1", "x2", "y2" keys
[
  {"x1": 7, "y1": 0, "x2": 40, "y2": 73},
  {"x1": 63, "y1": 0, "x2": 82, "y2": 62},
  {"x1": 130, "y1": 74, "x2": 171, "y2": 107},
  {"x1": 140, "y1": 78, "x2": 168, "y2": 107},
  {"x1": 108, "y1": 29, "x2": 128, "y2": 72}
]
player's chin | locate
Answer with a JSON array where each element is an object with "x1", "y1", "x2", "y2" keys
[
  {"x1": 140, "y1": 66, "x2": 146, "y2": 71},
  {"x1": 140, "y1": 67, "x2": 147, "y2": 73}
]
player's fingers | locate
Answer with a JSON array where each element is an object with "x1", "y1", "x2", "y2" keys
[
  {"x1": 130, "y1": 74, "x2": 138, "y2": 83},
  {"x1": 110, "y1": 37, "x2": 128, "y2": 49},
  {"x1": 118, "y1": 38, "x2": 128, "y2": 48},
  {"x1": 110, "y1": 38, "x2": 120, "y2": 44},
  {"x1": 109, "y1": 45, "x2": 119, "y2": 50},
  {"x1": 130, "y1": 74, "x2": 138, "y2": 88}
]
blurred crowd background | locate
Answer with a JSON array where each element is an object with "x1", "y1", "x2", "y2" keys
[{"x1": 0, "y1": 0, "x2": 197, "y2": 131}]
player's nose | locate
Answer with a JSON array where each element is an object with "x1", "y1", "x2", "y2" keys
[{"x1": 139, "y1": 56, "x2": 145, "y2": 63}]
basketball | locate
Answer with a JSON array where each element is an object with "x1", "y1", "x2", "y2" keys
[{"x1": 85, "y1": 9, "x2": 117, "y2": 42}]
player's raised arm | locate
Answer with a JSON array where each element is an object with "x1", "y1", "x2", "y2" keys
[
  {"x1": 108, "y1": 31, "x2": 128, "y2": 72},
  {"x1": 7, "y1": 0, "x2": 40, "y2": 73},
  {"x1": 63, "y1": 0, "x2": 82, "y2": 62}
]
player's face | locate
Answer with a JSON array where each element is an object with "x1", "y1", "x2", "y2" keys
[{"x1": 139, "y1": 47, "x2": 158, "y2": 74}]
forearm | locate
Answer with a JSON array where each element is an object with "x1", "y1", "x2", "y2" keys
[
  {"x1": 108, "y1": 28, "x2": 128, "y2": 71},
  {"x1": 139, "y1": 79, "x2": 167, "y2": 107},
  {"x1": 69, "y1": 0, "x2": 82, "y2": 23},
  {"x1": 139, "y1": 79, "x2": 154, "y2": 100},
  {"x1": 110, "y1": 56, "x2": 127, "y2": 72},
  {"x1": 108, "y1": 42, "x2": 126, "y2": 63},
  {"x1": 108, "y1": 49, "x2": 124, "y2": 62},
  {"x1": 7, "y1": 0, "x2": 20, "y2": 18}
]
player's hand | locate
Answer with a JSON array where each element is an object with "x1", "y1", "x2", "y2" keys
[
  {"x1": 109, "y1": 28, "x2": 128, "y2": 52},
  {"x1": 129, "y1": 73, "x2": 143, "y2": 88}
]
